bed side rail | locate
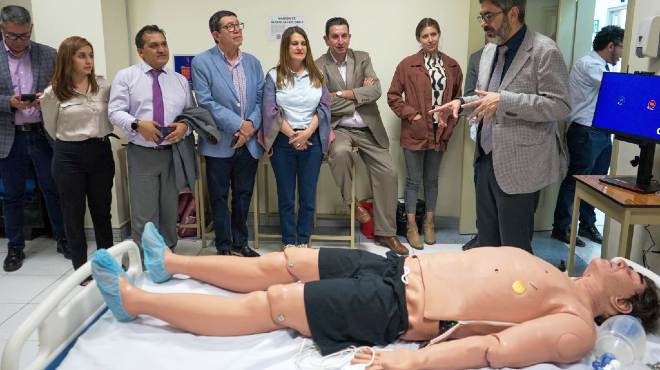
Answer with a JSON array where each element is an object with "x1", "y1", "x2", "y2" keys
[{"x1": 1, "y1": 241, "x2": 142, "y2": 370}]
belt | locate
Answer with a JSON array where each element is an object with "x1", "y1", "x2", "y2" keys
[
  {"x1": 127, "y1": 142, "x2": 172, "y2": 151},
  {"x1": 341, "y1": 126, "x2": 370, "y2": 131},
  {"x1": 15, "y1": 122, "x2": 43, "y2": 132}
]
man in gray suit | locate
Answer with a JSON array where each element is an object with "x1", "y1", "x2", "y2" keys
[
  {"x1": 0, "y1": 6, "x2": 67, "y2": 272},
  {"x1": 315, "y1": 17, "x2": 406, "y2": 255},
  {"x1": 435, "y1": 0, "x2": 569, "y2": 253}
]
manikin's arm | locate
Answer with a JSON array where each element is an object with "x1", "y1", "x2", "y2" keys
[{"x1": 354, "y1": 313, "x2": 595, "y2": 370}]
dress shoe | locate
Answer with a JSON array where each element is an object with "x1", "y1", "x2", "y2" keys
[
  {"x1": 216, "y1": 249, "x2": 232, "y2": 256},
  {"x1": 232, "y1": 245, "x2": 260, "y2": 257},
  {"x1": 375, "y1": 235, "x2": 409, "y2": 255},
  {"x1": 3, "y1": 249, "x2": 26, "y2": 272},
  {"x1": 550, "y1": 228, "x2": 585, "y2": 247},
  {"x1": 354, "y1": 204, "x2": 372, "y2": 224},
  {"x1": 462, "y1": 235, "x2": 479, "y2": 251},
  {"x1": 56, "y1": 239, "x2": 72, "y2": 260},
  {"x1": 423, "y1": 221, "x2": 436, "y2": 245},
  {"x1": 406, "y1": 224, "x2": 423, "y2": 250},
  {"x1": 578, "y1": 224, "x2": 603, "y2": 244}
]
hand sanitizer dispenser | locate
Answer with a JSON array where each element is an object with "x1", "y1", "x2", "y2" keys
[{"x1": 636, "y1": 16, "x2": 660, "y2": 59}]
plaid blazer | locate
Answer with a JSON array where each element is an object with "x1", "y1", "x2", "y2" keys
[
  {"x1": 464, "y1": 30, "x2": 570, "y2": 195},
  {"x1": 0, "y1": 42, "x2": 56, "y2": 159}
]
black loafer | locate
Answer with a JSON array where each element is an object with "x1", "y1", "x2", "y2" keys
[
  {"x1": 551, "y1": 228, "x2": 585, "y2": 247},
  {"x1": 462, "y1": 235, "x2": 479, "y2": 251},
  {"x1": 216, "y1": 249, "x2": 232, "y2": 256},
  {"x1": 56, "y1": 239, "x2": 72, "y2": 260},
  {"x1": 578, "y1": 224, "x2": 603, "y2": 244},
  {"x1": 3, "y1": 249, "x2": 26, "y2": 272},
  {"x1": 232, "y1": 245, "x2": 260, "y2": 257}
]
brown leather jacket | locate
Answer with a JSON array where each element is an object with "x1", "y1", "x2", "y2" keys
[{"x1": 387, "y1": 50, "x2": 463, "y2": 151}]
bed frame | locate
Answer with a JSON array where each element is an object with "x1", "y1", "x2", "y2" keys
[
  {"x1": 2, "y1": 243, "x2": 657, "y2": 370},
  {"x1": 1, "y1": 241, "x2": 142, "y2": 370}
]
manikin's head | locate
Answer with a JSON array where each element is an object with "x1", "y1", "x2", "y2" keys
[
  {"x1": 593, "y1": 25, "x2": 625, "y2": 66},
  {"x1": 478, "y1": 0, "x2": 525, "y2": 45},
  {"x1": 582, "y1": 258, "x2": 659, "y2": 332}
]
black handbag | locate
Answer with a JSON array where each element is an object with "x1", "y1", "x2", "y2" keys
[{"x1": 396, "y1": 199, "x2": 426, "y2": 236}]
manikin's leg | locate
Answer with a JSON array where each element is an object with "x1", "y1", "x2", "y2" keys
[
  {"x1": 163, "y1": 247, "x2": 321, "y2": 292},
  {"x1": 119, "y1": 275, "x2": 312, "y2": 337}
]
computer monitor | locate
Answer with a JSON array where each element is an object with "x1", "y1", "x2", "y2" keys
[{"x1": 592, "y1": 72, "x2": 660, "y2": 193}]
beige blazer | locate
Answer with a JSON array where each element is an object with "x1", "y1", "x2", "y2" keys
[{"x1": 315, "y1": 49, "x2": 390, "y2": 149}]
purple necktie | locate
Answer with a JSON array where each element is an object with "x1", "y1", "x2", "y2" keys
[{"x1": 149, "y1": 69, "x2": 164, "y2": 126}]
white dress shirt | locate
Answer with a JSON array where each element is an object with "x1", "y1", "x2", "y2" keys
[
  {"x1": 568, "y1": 51, "x2": 609, "y2": 127},
  {"x1": 108, "y1": 60, "x2": 192, "y2": 147},
  {"x1": 333, "y1": 55, "x2": 367, "y2": 129}
]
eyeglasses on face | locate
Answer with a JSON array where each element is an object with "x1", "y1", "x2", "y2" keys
[
  {"x1": 221, "y1": 22, "x2": 245, "y2": 32},
  {"x1": 4, "y1": 31, "x2": 30, "y2": 41},
  {"x1": 476, "y1": 11, "x2": 504, "y2": 24}
]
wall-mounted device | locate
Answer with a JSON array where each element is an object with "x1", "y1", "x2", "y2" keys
[{"x1": 636, "y1": 15, "x2": 660, "y2": 58}]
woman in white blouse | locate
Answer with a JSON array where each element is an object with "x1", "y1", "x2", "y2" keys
[
  {"x1": 41, "y1": 36, "x2": 115, "y2": 279},
  {"x1": 261, "y1": 26, "x2": 331, "y2": 249}
]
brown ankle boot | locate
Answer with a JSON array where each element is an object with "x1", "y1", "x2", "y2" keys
[
  {"x1": 423, "y1": 221, "x2": 436, "y2": 245},
  {"x1": 406, "y1": 224, "x2": 423, "y2": 250}
]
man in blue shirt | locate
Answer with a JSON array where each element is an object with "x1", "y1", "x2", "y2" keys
[{"x1": 552, "y1": 25, "x2": 625, "y2": 247}]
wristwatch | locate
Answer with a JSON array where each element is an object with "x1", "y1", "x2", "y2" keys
[
  {"x1": 335, "y1": 90, "x2": 344, "y2": 97},
  {"x1": 131, "y1": 119, "x2": 140, "y2": 131}
]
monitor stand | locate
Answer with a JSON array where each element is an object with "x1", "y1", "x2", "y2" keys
[{"x1": 599, "y1": 141, "x2": 660, "y2": 194}]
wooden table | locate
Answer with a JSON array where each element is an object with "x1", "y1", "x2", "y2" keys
[{"x1": 567, "y1": 175, "x2": 660, "y2": 275}]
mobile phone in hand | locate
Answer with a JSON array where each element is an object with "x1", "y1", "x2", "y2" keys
[
  {"x1": 20, "y1": 94, "x2": 36, "y2": 102},
  {"x1": 230, "y1": 135, "x2": 239, "y2": 147}
]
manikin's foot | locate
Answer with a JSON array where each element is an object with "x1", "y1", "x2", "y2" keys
[
  {"x1": 142, "y1": 222, "x2": 173, "y2": 283},
  {"x1": 91, "y1": 249, "x2": 136, "y2": 322}
]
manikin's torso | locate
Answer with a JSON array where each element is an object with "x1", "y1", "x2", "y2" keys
[{"x1": 401, "y1": 247, "x2": 594, "y2": 342}]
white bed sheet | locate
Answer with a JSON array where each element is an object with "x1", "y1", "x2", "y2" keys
[{"x1": 57, "y1": 275, "x2": 660, "y2": 370}]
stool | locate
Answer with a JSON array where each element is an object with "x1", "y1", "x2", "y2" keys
[{"x1": 253, "y1": 146, "x2": 357, "y2": 249}]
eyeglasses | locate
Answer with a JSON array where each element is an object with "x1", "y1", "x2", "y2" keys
[
  {"x1": 221, "y1": 22, "x2": 245, "y2": 32},
  {"x1": 475, "y1": 11, "x2": 504, "y2": 24},
  {"x1": 3, "y1": 32, "x2": 30, "y2": 41}
]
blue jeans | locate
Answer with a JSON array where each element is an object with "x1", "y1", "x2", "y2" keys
[
  {"x1": 270, "y1": 132, "x2": 322, "y2": 245},
  {"x1": 205, "y1": 147, "x2": 258, "y2": 252},
  {"x1": 553, "y1": 124, "x2": 612, "y2": 231},
  {"x1": 0, "y1": 128, "x2": 65, "y2": 249}
]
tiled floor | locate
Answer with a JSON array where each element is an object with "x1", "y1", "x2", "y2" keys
[{"x1": 0, "y1": 219, "x2": 603, "y2": 369}]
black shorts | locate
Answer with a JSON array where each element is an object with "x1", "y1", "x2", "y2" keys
[{"x1": 303, "y1": 248, "x2": 409, "y2": 356}]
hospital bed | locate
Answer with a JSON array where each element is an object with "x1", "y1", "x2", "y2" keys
[{"x1": 2, "y1": 241, "x2": 659, "y2": 370}]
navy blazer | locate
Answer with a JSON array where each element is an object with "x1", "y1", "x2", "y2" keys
[
  {"x1": 191, "y1": 46, "x2": 264, "y2": 160},
  {"x1": 0, "y1": 42, "x2": 56, "y2": 158}
]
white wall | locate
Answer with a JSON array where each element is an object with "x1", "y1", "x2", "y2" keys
[{"x1": 126, "y1": 0, "x2": 472, "y2": 217}]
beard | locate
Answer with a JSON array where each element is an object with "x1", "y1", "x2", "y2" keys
[{"x1": 484, "y1": 18, "x2": 510, "y2": 45}]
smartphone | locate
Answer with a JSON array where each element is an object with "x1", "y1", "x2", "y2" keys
[
  {"x1": 230, "y1": 135, "x2": 239, "y2": 147},
  {"x1": 20, "y1": 94, "x2": 36, "y2": 102},
  {"x1": 157, "y1": 126, "x2": 175, "y2": 144}
]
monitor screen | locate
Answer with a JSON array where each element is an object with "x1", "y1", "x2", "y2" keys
[{"x1": 592, "y1": 72, "x2": 660, "y2": 142}]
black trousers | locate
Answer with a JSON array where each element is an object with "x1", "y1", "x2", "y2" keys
[
  {"x1": 475, "y1": 154, "x2": 539, "y2": 253},
  {"x1": 52, "y1": 138, "x2": 115, "y2": 269}
]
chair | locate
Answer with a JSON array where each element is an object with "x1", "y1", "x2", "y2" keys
[{"x1": 252, "y1": 146, "x2": 357, "y2": 249}]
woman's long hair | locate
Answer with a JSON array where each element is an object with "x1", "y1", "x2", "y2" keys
[
  {"x1": 52, "y1": 36, "x2": 98, "y2": 101},
  {"x1": 276, "y1": 26, "x2": 323, "y2": 89}
]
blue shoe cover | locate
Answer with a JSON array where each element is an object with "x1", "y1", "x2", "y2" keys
[
  {"x1": 91, "y1": 249, "x2": 136, "y2": 322},
  {"x1": 142, "y1": 222, "x2": 172, "y2": 283}
]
